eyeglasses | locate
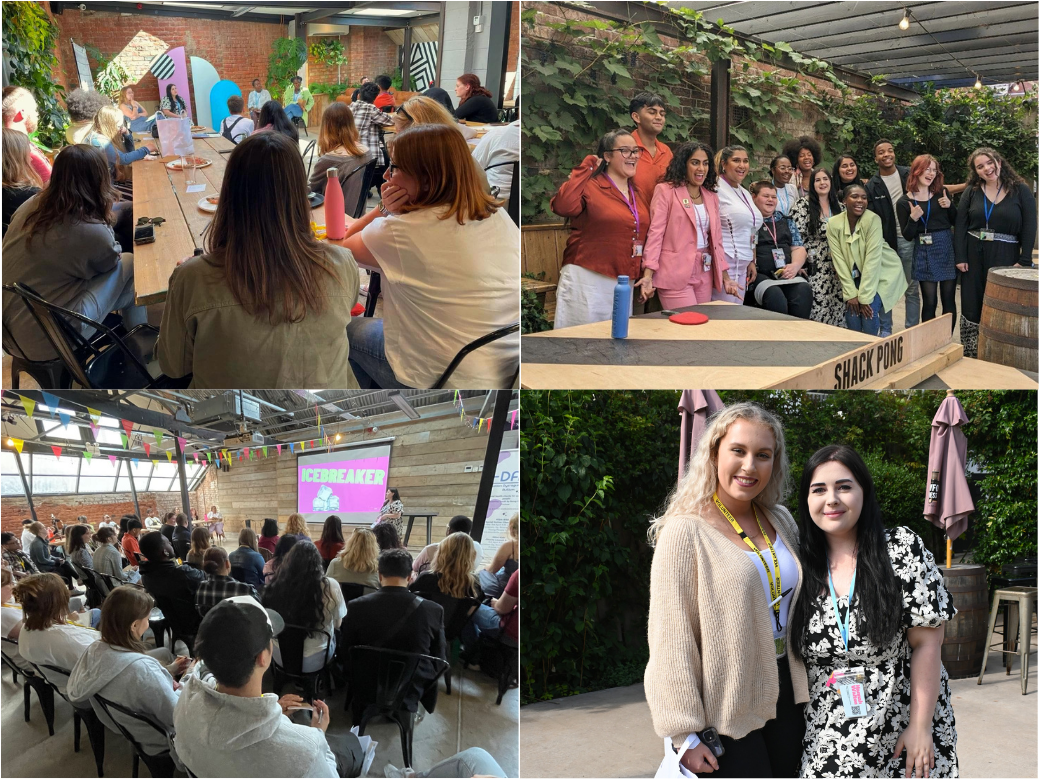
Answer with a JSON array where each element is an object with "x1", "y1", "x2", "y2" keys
[
  {"x1": 136, "y1": 216, "x2": 166, "y2": 226},
  {"x1": 608, "y1": 147, "x2": 640, "y2": 158},
  {"x1": 395, "y1": 106, "x2": 412, "y2": 123},
  {"x1": 387, "y1": 162, "x2": 398, "y2": 175}
]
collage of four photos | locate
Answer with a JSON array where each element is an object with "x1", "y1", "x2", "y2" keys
[{"x1": 1, "y1": 0, "x2": 1038, "y2": 777}]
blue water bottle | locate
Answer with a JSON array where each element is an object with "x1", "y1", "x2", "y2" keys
[{"x1": 612, "y1": 275, "x2": 632, "y2": 339}]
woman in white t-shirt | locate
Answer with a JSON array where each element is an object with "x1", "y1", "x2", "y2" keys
[
  {"x1": 0, "y1": 567, "x2": 32, "y2": 671},
  {"x1": 342, "y1": 123, "x2": 519, "y2": 389},
  {"x1": 712, "y1": 145, "x2": 762, "y2": 304}
]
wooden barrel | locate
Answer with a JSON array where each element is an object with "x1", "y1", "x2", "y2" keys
[
  {"x1": 978, "y1": 267, "x2": 1038, "y2": 372},
  {"x1": 940, "y1": 564, "x2": 989, "y2": 679}
]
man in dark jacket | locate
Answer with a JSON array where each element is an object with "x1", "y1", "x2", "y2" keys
[
  {"x1": 343, "y1": 548, "x2": 446, "y2": 719},
  {"x1": 171, "y1": 513, "x2": 192, "y2": 561},
  {"x1": 864, "y1": 138, "x2": 918, "y2": 328},
  {"x1": 139, "y1": 531, "x2": 205, "y2": 639}
]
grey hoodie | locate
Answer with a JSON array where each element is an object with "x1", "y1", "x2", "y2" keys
[
  {"x1": 173, "y1": 673, "x2": 339, "y2": 778},
  {"x1": 67, "y1": 641, "x2": 179, "y2": 759}
]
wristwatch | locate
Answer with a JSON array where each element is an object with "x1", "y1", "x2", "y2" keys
[{"x1": 378, "y1": 202, "x2": 390, "y2": 216}]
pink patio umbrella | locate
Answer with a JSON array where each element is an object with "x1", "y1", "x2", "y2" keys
[
  {"x1": 677, "y1": 390, "x2": 725, "y2": 482},
  {"x1": 923, "y1": 390, "x2": 975, "y2": 568}
]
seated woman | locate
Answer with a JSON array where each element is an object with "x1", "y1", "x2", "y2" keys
[
  {"x1": 263, "y1": 534, "x2": 298, "y2": 583},
  {"x1": 344, "y1": 124, "x2": 519, "y2": 389},
  {"x1": 185, "y1": 527, "x2": 211, "y2": 569},
  {"x1": 478, "y1": 514, "x2": 518, "y2": 599},
  {"x1": 284, "y1": 513, "x2": 312, "y2": 543},
  {"x1": 1, "y1": 144, "x2": 147, "y2": 362},
  {"x1": 453, "y1": 74, "x2": 498, "y2": 124},
  {"x1": 84, "y1": 105, "x2": 158, "y2": 184},
  {"x1": 0, "y1": 567, "x2": 33, "y2": 672},
  {"x1": 251, "y1": 99, "x2": 299, "y2": 143},
  {"x1": 227, "y1": 528, "x2": 266, "y2": 590},
  {"x1": 394, "y1": 96, "x2": 477, "y2": 141},
  {"x1": 315, "y1": 516, "x2": 345, "y2": 567},
  {"x1": 262, "y1": 542, "x2": 346, "y2": 673},
  {"x1": 159, "y1": 84, "x2": 188, "y2": 120},
  {"x1": 258, "y1": 518, "x2": 280, "y2": 555},
  {"x1": 308, "y1": 101, "x2": 374, "y2": 206},
  {"x1": 66, "y1": 88, "x2": 111, "y2": 145},
  {"x1": 2, "y1": 128, "x2": 43, "y2": 237},
  {"x1": 68, "y1": 586, "x2": 190, "y2": 772},
  {"x1": 372, "y1": 522, "x2": 403, "y2": 553},
  {"x1": 118, "y1": 86, "x2": 157, "y2": 134},
  {"x1": 326, "y1": 528, "x2": 381, "y2": 590},
  {"x1": 745, "y1": 180, "x2": 813, "y2": 319},
  {"x1": 156, "y1": 132, "x2": 360, "y2": 388},
  {"x1": 65, "y1": 524, "x2": 95, "y2": 572},
  {"x1": 196, "y1": 547, "x2": 258, "y2": 616},
  {"x1": 92, "y1": 527, "x2": 141, "y2": 586}
]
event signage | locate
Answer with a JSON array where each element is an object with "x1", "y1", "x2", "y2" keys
[{"x1": 479, "y1": 448, "x2": 520, "y2": 567}]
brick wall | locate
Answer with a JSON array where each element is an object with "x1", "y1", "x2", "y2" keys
[{"x1": 50, "y1": 5, "x2": 287, "y2": 114}]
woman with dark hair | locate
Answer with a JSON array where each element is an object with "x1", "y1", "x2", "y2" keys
[
  {"x1": 790, "y1": 445, "x2": 958, "y2": 777},
  {"x1": 549, "y1": 128, "x2": 650, "y2": 328},
  {"x1": 790, "y1": 168, "x2": 846, "y2": 328},
  {"x1": 453, "y1": 73, "x2": 497, "y2": 123},
  {"x1": 831, "y1": 153, "x2": 864, "y2": 196},
  {"x1": 1, "y1": 144, "x2": 146, "y2": 361},
  {"x1": 640, "y1": 141, "x2": 737, "y2": 307},
  {"x1": 713, "y1": 145, "x2": 761, "y2": 304},
  {"x1": 316, "y1": 516, "x2": 345, "y2": 565},
  {"x1": 954, "y1": 147, "x2": 1037, "y2": 356},
  {"x1": 897, "y1": 155, "x2": 958, "y2": 329},
  {"x1": 196, "y1": 546, "x2": 258, "y2": 616},
  {"x1": 159, "y1": 83, "x2": 188, "y2": 119},
  {"x1": 66, "y1": 524, "x2": 95, "y2": 571},
  {"x1": 156, "y1": 131, "x2": 360, "y2": 387},
  {"x1": 252, "y1": 99, "x2": 299, "y2": 143},
  {"x1": 769, "y1": 155, "x2": 800, "y2": 221},
  {"x1": 263, "y1": 534, "x2": 298, "y2": 582},
  {"x1": 259, "y1": 518, "x2": 280, "y2": 555},
  {"x1": 372, "y1": 522, "x2": 402, "y2": 552},
  {"x1": 422, "y1": 86, "x2": 456, "y2": 117},
  {"x1": 781, "y1": 136, "x2": 822, "y2": 199},
  {"x1": 186, "y1": 527, "x2": 211, "y2": 568},
  {"x1": 377, "y1": 488, "x2": 405, "y2": 539},
  {"x1": 262, "y1": 542, "x2": 346, "y2": 673},
  {"x1": 309, "y1": 101, "x2": 374, "y2": 197}
]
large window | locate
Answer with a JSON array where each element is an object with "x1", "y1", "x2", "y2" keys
[{"x1": 0, "y1": 452, "x2": 207, "y2": 496}]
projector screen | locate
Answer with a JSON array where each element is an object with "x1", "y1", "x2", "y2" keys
[{"x1": 297, "y1": 441, "x2": 393, "y2": 525}]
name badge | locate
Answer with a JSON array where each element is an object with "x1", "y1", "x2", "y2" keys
[
  {"x1": 828, "y1": 667, "x2": 869, "y2": 719},
  {"x1": 633, "y1": 243, "x2": 644, "y2": 258},
  {"x1": 772, "y1": 248, "x2": 786, "y2": 268},
  {"x1": 919, "y1": 233, "x2": 933, "y2": 245},
  {"x1": 702, "y1": 252, "x2": 712, "y2": 273},
  {"x1": 979, "y1": 230, "x2": 995, "y2": 241},
  {"x1": 851, "y1": 267, "x2": 861, "y2": 282}
]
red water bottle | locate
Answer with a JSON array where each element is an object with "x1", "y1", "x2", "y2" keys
[{"x1": 325, "y1": 167, "x2": 346, "y2": 240}]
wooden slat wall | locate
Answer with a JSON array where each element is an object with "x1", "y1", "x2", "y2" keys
[{"x1": 521, "y1": 223, "x2": 569, "y2": 285}]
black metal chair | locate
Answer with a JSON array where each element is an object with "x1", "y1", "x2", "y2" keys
[
  {"x1": 35, "y1": 663, "x2": 107, "y2": 776},
  {"x1": 302, "y1": 139, "x2": 317, "y2": 179},
  {"x1": 148, "y1": 594, "x2": 199, "y2": 656},
  {"x1": 348, "y1": 646, "x2": 449, "y2": 769},
  {"x1": 354, "y1": 159, "x2": 380, "y2": 219},
  {"x1": 271, "y1": 624, "x2": 334, "y2": 702},
  {"x1": 482, "y1": 159, "x2": 519, "y2": 225},
  {"x1": 1, "y1": 637, "x2": 54, "y2": 730},
  {"x1": 420, "y1": 593, "x2": 479, "y2": 695},
  {"x1": 291, "y1": 113, "x2": 309, "y2": 137},
  {"x1": 92, "y1": 694, "x2": 176, "y2": 778},
  {"x1": 432, "y1": 321, "x2": 520, "y2": 389},
  {"x1": 2, "y1": 316, "x2": 71, "y2": 389},
  {"x1": 338, "y1": 581, "x2": 376, "y2": 606},
  {"x1": 484, "y1": 633, "x2": 519, "y2": 706},
  {"x1": 4, "y1": 282, "x2": 161, "y2": 389}
]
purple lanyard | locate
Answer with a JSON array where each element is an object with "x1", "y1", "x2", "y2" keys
[
  {"x1": 693, "y1": 202, "x2": 709, "y2": 244},
  {"x1": 726, "y1": 179, "x2": 759, "y2": 232},
  {"x1": 606, "y1": 176, "x2": 640, "y2": 236}
]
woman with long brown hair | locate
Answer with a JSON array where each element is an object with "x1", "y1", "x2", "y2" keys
[
  {"x1": 2, "y1": 143, "x2": 146, "y2": 361},
  {"x1": 343, "y1": 123, "x2": 518, "y2": 389},
  {"x1": 309, "y1": 101, "x2": 374, "y2": 202},
  {"x1": 315, "y1": 515, "x2": 345, "y2": 565},
  {"x1": 185, "y1": 526, "x2": 211, "y2": 568},
  {"x1": 2, "y1": 127, "x2": 43, "y2": 236},
  {"x1": 453, "y1": 73, "x2": 497, "y2": 123},
  {"x1": 156, "y1": 131, "x2": 361, "y2": 388}
]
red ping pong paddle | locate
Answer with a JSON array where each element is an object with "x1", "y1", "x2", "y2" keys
[{"x1": 668, "y1": 311, "x2": 709, "y2": 325}]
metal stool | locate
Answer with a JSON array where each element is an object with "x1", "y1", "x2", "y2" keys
[{"x1": 978, "y1": 586, "x2": 1037, "y2": 694}]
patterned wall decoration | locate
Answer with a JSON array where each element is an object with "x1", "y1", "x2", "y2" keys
[{"x1": 410, "y1": 41, "x2": 438, "y2": 92}]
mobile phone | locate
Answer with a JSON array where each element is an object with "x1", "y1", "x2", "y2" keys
[
  {"x1": 699, "y1": 727, "x2": 725, "y2": 758},
  {"x1": 134, "y1": 224, "x2": 155, "y2": 245}
]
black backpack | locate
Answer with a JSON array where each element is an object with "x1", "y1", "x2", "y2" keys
[{"x1": 221, "y1": 115, "x2": 245, "y2": 144}]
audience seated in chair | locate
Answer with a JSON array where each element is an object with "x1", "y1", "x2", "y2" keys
[
  {"x1": 2, "y1": 531, "x2": 40, "y2": 579},
  {"x1": 93, "y1": 526, "x2": 141, "y2": 585},
  {"x1": 3, "y1": 86, "x2": 52, "y2": 183},
  {"x1": 174, "y1": 595, "x2": 360, "y2": 777},
  {"x1": 478, "y1": 513, "x2": 519, "y2": 600},
  {"x1": 412, "y1": 515, "x2": 483, "y2": 575},
  {"x1": 185, "y1": 526, "x2": 211, "y2": 568},
  {"x1": 196, "y1": 547, "x2": 258, "y2": 617},
  {"x1": 326, "y1": 527, "x2": 381, "y2": 590},
  {"x1": 0, "y1": 567, "x2": 32, "y2": 672},
  {"x1": 263, "y1": 534, "x2": 298, "y2": 584},
  {"x1": 229, "y1": 527, "x2": 267, "y2": 590},
  {"x1": 121, "y1": 518, "x2": 144, "y2": 565},
  {"x1": 137, "y1": 531, "x2": 206, "y2": 643},
  {"x1": 258, "y1": 518, "x2": 280, "y2": 555},
  {"x1": 372, "y1": 522, "x2": 403, "y2": 553},
  {"x1": 252, "y1": 99, "x2": 299, "y2": 144},
  {"x1": 27, "y1": 521, "x2": 78, "y2": 586},
  {"x1": 159, "y1": 512, "x2": 177, "y2": 543},
  {"x1": 316, "y1": 516, "x2": 345, "y2": 567},
  {"x1": 65, "y1": 523, "x2": 95, "y2": 572},
  {"x1": 308, "y1": 102, "x2": 375, "y2": 208},
  {"x1": 262, "y1": 542, "x2": 345, "y2": 674},
  {"x1": 2, "y1": 128, "x2": 43, "y2": 238},
  {"x1": 171, "y1": 514, "x2": 192, "y2": 561}
]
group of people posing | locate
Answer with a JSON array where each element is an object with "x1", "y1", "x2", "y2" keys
[{"x1": 551, "y1": 92, "x2": 1036, "y2": 354}]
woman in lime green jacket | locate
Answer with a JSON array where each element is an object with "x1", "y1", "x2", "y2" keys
[
  {"x1": 282, "y1": 75, "x2": 315, "y2": 126},
  {"x1": 826, "y1": 183, "x2": 908, "y2": 336}
]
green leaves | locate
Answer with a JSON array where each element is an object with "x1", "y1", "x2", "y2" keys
[{"x1": 2, "y1": 0, "x2": 67, "y2": 149}]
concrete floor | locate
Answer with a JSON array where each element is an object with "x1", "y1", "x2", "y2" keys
[{"x1": 520, "y1": 613, "x2": 1037, "y2": 778}]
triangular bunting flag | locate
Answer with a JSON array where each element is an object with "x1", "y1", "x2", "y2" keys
[
  {"x1": 19, "y1": 395, "x2": 36, "y2": 419},
  {"x1": 87, "y1": 407, "x2": 102, "y2": 424},
  {"x1": 120, "y1": 432, "x2": 129, "y2": 449},
  {"x1": 478, "y1": 419, "x2": 484, "y2": 433},
  {"x1": 153, "y1": 429, "x2": 164, "y2": 447},
  {"x1": 41, "y1": 391, "x2": 59, "y2": 417},
  {"x1": 277, "y1": 444, "x2": 282, "y2": 455},
  {"x1": 108, "y1": 455, "x2": 117, "y2": 465},
  {"x1": 89, "y1": 421, "x2": 99, "y2": 440},
  {"x1": 121, "y1": 419, "x2": 134, "y2": 438},
  {"x1": 193, "y1": 453, "x2": 199, "y2": 464},
  {"x1": 11, "y1": 438, "x2": 24, "y2": 454},
  {"x1": 133, "y1": 458, "x2": 139, "y2": 466},
  {"x1": 83, "y1": 449, "x2": 93, "y2": 463},
  {"x1": 263, "y1": 446, "x2": 268, "y2": 458},
  {"x1": 166, "y1": 451, "x2": 173, "y2": 462},
  {"x1": 144, "y1": 442, "x2": 151, "y2": 457},
  {"x1": 243, "y1": 447, "x2": 250, "y2": 460},
  {"x1": 301, "y1": 441, "x2": 306, "y2": 451},
  {"x1": 290, "y1": 443, "x2": 295, "y2": 453},
  {"x1": 177, "y1": 436, "x2": 186, "y2": 452},
  {"x1": 51, "y1": 445, "x2": 61, "y2": 459},
  {"x1": 58, "y1": 411, "x2": 71, "y2": 427}
]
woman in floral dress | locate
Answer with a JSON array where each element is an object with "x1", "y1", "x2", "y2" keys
[
  {"x1": 791, "y1": 169, "x2": 846, "y2": 329},
  {"x1": 790, "y1": 444, "x2": 958, "y2": 778}
]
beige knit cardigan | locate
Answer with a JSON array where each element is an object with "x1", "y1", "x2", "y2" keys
[{"x1": 645, "y1": 503, "x2": 810, "y2": 747}]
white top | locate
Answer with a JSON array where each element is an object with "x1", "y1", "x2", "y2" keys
[
  {"x1": 743, "y1": 530, "x2": 798, "y2": 655},
  {"x1": 361, "y1": 207, "x2": 520, "y2": 388},
  {"x1": 716, "y1": 178, "x2": 762, "y2": 264},
  {"x1": 773, "y1": 181, "x2": 800, "y2": 219},
  {"x1": 21, "y1": 528, "x2": 35, "y2": 553},
  {"x1": 220, "y1": 114, "x2": 254, "y2": 143},
  {"x1": 0, "y1": 604, "x2": 31, "y2": 671},
  {"x1": 881, "y1": 171, "x2": 904, "y2": 205},
  {"x1": 470, "y1": 120, "x2": 520, "y2": 198},
  {"x1": 247, "y1": 89, "x2": 272, "y2": 111},
  {"x1": 692, "y1": 203, "x2": 709, "y2": 250},
  {"x1": 207, "y1": 512, "x2": 221, "y2": 520},
  {"x1": 18, "y1": 623, "x2": 99, "y2": 693},
  {"x1": 299, "y1": 577, "x2": 346, "y2": 658}
]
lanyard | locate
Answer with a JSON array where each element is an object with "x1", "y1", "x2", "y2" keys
[
  {"x1": 763, "y1": 215, "x2": 779, "y2": 247},
  {"x1": 713, "y1": 494, "x2": 783, "y2": 630},
  {"x1": 914, "y1": 196, "x2": 931, "y2": 234},
  {"x1": 693, "y1": 201, "x2": 708, "y2": 243},
  {"x1": 606, "y1": 176, "x2": 640, "y2": 237},
  {"x1": 774, "y1": 181, "x2": 789, "y2": 215},
  {"x1": 731, "y1": 182, "x2": 760, "y2": 232},
  {"x1": 983, "y1": 183, "x2": 1002, "y2": 229},
  {"x1": 827, "y1": 564, "x2": 857, "y2": 650}
]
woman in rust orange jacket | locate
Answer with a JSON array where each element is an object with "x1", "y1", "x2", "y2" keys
[{"x1": 550, "y1": 128, "x2": 650, "y2": 330}]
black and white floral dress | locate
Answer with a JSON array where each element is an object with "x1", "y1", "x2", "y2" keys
[
  {"x1": 791, "y1": 197, "x2": 847, "y2": 329},
  {"x1": 799, "y1": 527, "x2": 959, "y2": 778},
  {"x1": 378, "y1": 498, "x2": 405, "y2": 539}
]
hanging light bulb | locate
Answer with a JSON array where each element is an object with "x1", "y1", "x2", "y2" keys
[
  {"x1": 6, "y1": 438, "x2": 12, "y2": 446},
  {"x1": 974, "y1": 75, "x2": 983, "y2": 89},
  {"x1": 335, "y1": 433, "x2": 342, "y2": 441},
  {"x1": 898, "y1": 8, "x2": 910, "y2": 30}
]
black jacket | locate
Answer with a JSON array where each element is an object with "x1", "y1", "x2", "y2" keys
[
  {"x1": 139, "y1": 558, "x2": 206, "y2": 635},
  {"x1": 171, "y1": 526, "x2": 192, "y2": 561},
  {"x1": 864, "y1": 165, "x2": 910, "y2": 251}
]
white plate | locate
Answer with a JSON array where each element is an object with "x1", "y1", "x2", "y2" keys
[{"x1": 197, "y1": 195, "x2": 219, "y2": 213}]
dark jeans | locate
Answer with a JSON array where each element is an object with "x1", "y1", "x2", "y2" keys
[
  {"x1": 712, "y1": 657, "x2": 806, "y2": 778},
  {"x1": 760, "y1": 282, "x2": 812, "y2": 319}
]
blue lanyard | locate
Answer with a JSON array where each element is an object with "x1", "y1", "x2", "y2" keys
[
  {"x1": 983, "y1": 184, "x2": 1002, "y2": 229},
  {"x1": 774, "y1": 181, "x2": 789, "y2": 215},
  {"x1": 915, "y1": 196, "x2": 931, "y2": 234},
  {"x1": 827, "y1": 565, "x2": 857, "y2": 650},
  {"x1": 605, "y1": 176, "x2": 640, "y2": 236}
]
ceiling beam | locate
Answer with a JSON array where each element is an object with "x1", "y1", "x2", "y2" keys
[
  {"x1": 51, "y1": 1, "x2": 285, "y2": 24},
  {"x1": 823, "y1": 29, "x2": 1039, "y2": 65},
  {"x1": 300, "y1": 5, "x2": 351, "y2": 23}
]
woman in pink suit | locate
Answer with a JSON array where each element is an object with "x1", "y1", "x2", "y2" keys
[{"x1": 638, "y1": 142, "x2": 738, "y2": 308}]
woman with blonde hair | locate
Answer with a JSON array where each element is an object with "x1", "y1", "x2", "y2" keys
[
  {"x1": 393, "y1": 95, "x2": 477, "y2": 140},
  {"x1": 84, "y1": 104, "x2": 158, "y2": 183},
  {"x1": 327, "y1": 528, "x2": 381, "y2": 590},
  {"x1": 645, "y1": 402, "x2": 807, "y2": 777},
  {"x1": 2, "y1": 127, "x2": 43, "y2": 237},
  {"x1": 479, "y1": 513, "x2": 519, "y2": 598},
  {"x1": 284, "y1": 512, "x2": 310, "y2": 540},
  {"x1": 343, "y1": 123, "x2": 519, "y2": 389},
  {"x1": 185, "y1": 526, "x2": 211, "y2": 568},
  {"x1": 117, "y1": 85, "x2": 157, "y2": 134},
  {"x1": 309, "y1": 101, "x2": 374, "y2": 206}
]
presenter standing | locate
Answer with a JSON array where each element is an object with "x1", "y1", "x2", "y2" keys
[{"x1": 377, "y1": 488, "x2": 405, "y2": 539}]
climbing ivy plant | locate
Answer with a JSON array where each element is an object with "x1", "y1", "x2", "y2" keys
[{"x1": 267, "y1": 37, "x2": 308, "y2": 96}]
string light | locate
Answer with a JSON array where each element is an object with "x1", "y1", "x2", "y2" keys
[
  {"x1": 974, "y1": 75, "x2": 983, "y2": 89},
  {"x1": 335, "y1": 433, "x2": 342, "y2": 441},
  {"x1": 898, "y1": 8, "x2": 910, "y2": 30},
  {"x1": 6, "y1": 438, "x2": 12, "y2": 447}
]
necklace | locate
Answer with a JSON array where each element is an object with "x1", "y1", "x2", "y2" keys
[{"x1": 685, "y1": 182, "x2": 703, "y2": 202}]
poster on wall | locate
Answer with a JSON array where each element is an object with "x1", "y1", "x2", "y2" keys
[
  {"x1": 296, "y1": 441, "x2": 393, "y2": 525},
  {"x1": 479, "y1": 447, "x2": 519, "y2": 567}
]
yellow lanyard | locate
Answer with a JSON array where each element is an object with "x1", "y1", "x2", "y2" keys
[{"x1": 713, "y1": 494, "x2": 782, "y2": 623}]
